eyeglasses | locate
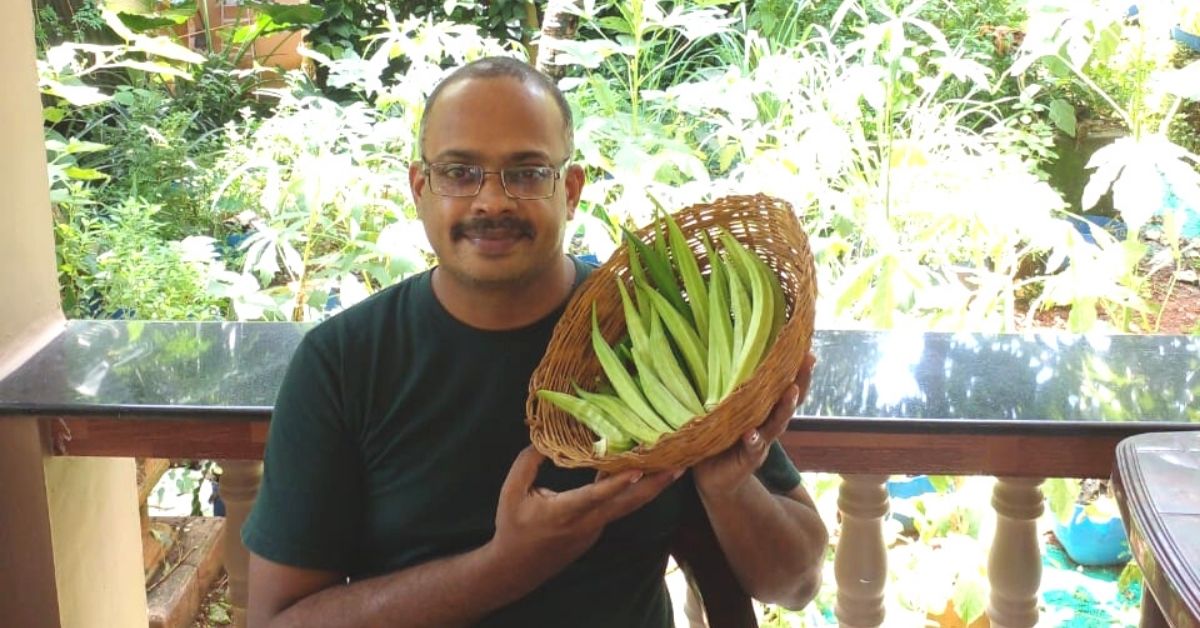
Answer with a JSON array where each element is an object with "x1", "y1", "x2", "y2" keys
[{"x1": 423, "y1": 162, "x2": 566, "y2": 200}]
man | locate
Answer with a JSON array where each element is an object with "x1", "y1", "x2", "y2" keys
[{"x1": 243, "y1": 56, "x2": 827, "y2": 627}]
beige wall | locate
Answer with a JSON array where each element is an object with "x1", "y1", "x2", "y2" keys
[
  {"x1": 0, "y1": 420, "x2": 61, "y2": 628},
  {"x1": 0, "y1": 0, "x2": 61, "y2": 353},
  {"x1": 43, "y1": 458, "x2": 149, "y2": 626},
  {"x1": 0, "y1": 4, "x2": 147, "y2": 627}
]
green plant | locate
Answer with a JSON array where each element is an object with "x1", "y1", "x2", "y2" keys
[
  {"x1": 105, "y1": 0, "x2": 323, "y2": 130},
  {"x1": 34, "y1": 0, "x2": 108, "y2": 48},
  {"x1": 151, "y1": 461, "x2": 218, "y2": 516},
  {"x1": 552, "y1": 0, "x2": 735, "y2": 227},
  {"x1": 167, "y1": 53, "x2": 271, "y2": 132},
  {"x1": 306, "y1": 0, "x2": 534, "y2": 63},
  {"x1": 37, "y1": 10, "x2": 206, "y2": 112},
  {"x1": 57, "y1": 197, "x2": 228, "y2": 319},
  {"x1": 112, "y1": 0, "x2": 324, "y2": 68},
  {"x1": 208, "y1": 86, "x2": 421, "y2": 320},
  {"x1": 1012, "y1": 0, "x2": 1200, "y2": 331},
  {"x1": 539, "y1": 0, "x2": 1143, "y2": 333}
]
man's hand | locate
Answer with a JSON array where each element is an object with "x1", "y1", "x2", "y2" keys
[
  {"x1": 487, "y1": 446, "x2": 680, "y2": 584},
  {"x1": 693, "y1": 353, "x2": 816, "y2": 497}
]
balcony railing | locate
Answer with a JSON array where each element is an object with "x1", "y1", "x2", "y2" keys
[{"x1": 2, "y1": 321, "x2": 1199, "y2": 627}]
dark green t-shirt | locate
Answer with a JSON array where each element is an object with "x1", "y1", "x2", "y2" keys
[{"x1": 243, "y1": 256, "x2": 803, "y2": 627}]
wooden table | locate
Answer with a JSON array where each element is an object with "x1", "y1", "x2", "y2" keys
[{"x1": 1112, "y1": 432, "x2": 1200, "y2": 628}]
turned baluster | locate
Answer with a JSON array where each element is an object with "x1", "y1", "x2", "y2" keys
[
  {"x1": 219, "y1": 460, "x2": 263, "y2": 628},
  {"x1": 835, "y1": 474, "x2": 889, "y2": 628},
  {"x1": 987, "y1": 477, "x2": 1045, "y2": 628}
]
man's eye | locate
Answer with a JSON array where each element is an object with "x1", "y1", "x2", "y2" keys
[
  {"x1": 441, "y1": 165, "x2": 472, "y2": 180},
  {"x1": 511, "y1": 167, "x2": 549, "y2": 182}
]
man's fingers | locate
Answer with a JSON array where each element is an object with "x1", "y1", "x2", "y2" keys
[
  {"x1": 759, "y1": 383, "x2": 799, "y2": 441},
  {"x1": 556, "y1": 467, "x2": 644, "y2": 512},
  {"x1": 794, "y1": 353, "x2": 816, "y2": 400},
  {"x1": 593, "y1": 469, "x2": 680, "y2": 521},
  {"x1": 556, "y1": 467, "x2": 677, "y2": 521},
  {"x1": 501, "y1": 446, "x2": 546, "y2": 501}
]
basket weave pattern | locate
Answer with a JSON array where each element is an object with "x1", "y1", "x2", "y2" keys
[{"x1": 526, "y1": 194, "x2": 817, "y2": 472}]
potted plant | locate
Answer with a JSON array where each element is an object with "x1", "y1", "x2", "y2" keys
[{"x1": 1044, "y1": 478, "x2": 1132, "y2": 567}]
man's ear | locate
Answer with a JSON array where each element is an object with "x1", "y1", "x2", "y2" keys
[
  {"x1": 563, "y1": 163, "x2": 585, "y2": 220},
  {"x1": 409, "y1": 161, "x2": 426, "y2": 207}
]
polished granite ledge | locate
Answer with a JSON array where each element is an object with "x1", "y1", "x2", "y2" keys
[{"x1": 1, "y1": 321, "x2": 1198, "y2": 432}]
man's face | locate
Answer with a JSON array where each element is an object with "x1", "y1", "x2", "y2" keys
[{"x1": 410, "y1": 76, "x2": 584, "y2": 289}]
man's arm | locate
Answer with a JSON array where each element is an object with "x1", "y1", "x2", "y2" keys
[
  {"x1": 695, "y1": 470, "x2": 827, "y2": 609},
  {"x1": 248, "y1": 447, "x2": 681, "y2": 628},
  {"x1": 692, "y1": 354, "x2": 828, "y2": 609},
  {"x1": 248, "y1": 542, "x2": 530, "y2": 628}
]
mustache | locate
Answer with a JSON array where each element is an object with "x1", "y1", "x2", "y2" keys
[{"x1": 452, "y1": 216, "x2": 535, "y2": 240}]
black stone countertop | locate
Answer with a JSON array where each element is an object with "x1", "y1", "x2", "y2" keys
[{"x1": 1, "y1": 321, "x2": 1198, "y2": 432}]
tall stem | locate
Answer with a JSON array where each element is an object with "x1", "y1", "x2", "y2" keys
[
  {"x1": 628, "y1": 1, "x2": 643, "y2": 138},
  {"x1": 881, "y1": 61, "x2": 896, "y2": 221}
]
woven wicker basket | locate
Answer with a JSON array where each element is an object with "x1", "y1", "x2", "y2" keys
[{"x1": 526, "y1": 194, "x2": 817, "y2": 472}]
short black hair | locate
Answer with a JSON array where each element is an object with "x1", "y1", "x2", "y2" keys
[{"x1": 418, "y1": 56, "x2": 575, "y2": 160}]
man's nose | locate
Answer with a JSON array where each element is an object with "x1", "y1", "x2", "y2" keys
[{"x1": 471, "y1": 171, "x2": 515, "y2": 213}]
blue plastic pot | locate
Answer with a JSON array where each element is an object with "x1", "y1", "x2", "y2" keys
[
  {"x1": 1052, "y1": 504, "x2": 1132, "y2": 567},
  {"x1": 887, "y1": 475, "x2": 937, "y2": 499},
  {"x1": 887, "y1": 475, "x2": 939, "y2": 532},
  {"x1": 1174, "y1": 26, "x2": 1200, "y2": 52}
]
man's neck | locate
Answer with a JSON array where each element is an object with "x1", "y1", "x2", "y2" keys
[{"x1": 431, "y1": 255, "x2": 577, "y2": 331}]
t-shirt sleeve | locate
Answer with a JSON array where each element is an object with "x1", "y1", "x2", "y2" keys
[
  {"x1": 755, "y1": 440, "x2": 803, "y2": 494},
  {"x1": 241, "y1": 330, "x2": 363, "y2": 573}
]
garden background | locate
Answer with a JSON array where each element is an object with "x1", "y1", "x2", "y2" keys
[{"x1": 32, "y1": 0, "x2": 1200, "y2": 624}]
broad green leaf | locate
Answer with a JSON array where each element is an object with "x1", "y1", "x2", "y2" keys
[
  {"x1": 870, "y1": 255, "x2": 896, "y2": 329},
  {"x1": 834, "y1": 256, "x2": 881, "y2": 315},
  {"x1": 1042, "y1": 54, "x2": 1071, "y2": 79},
  {"x1": 597, "y1": 16, "x2": 632, "y2": 35},
  {"x1": 951, "y1": 577, "x2": 986, "y2": 625},
  {"x1": 1082, "y1": 140, "x2": 1129, "y2": 211},
  {"x1": 119, "y1": 60, "x2": 194, "y2": 79},
  {"x1": 717, "y1": 143, "x2": 739, "y2": 173},
  {"x1": 64, "y1": 140, "x2": 110, "y2": 154},
  {"x1": 552, "y1": 39, "x2": 621, "y2": 69},
  {"x1": 1117, "y1": 561, "x2": 1143, "y2": 597},
  {"x1": 64, "y1": 167, "x2": 108, "y2": 181},
  {"x1": 1094, "y1": 23, "x2": 1121, "y2": 62},
  {"x1": 926, "y1": 475, "x2": 954, "y2": 493},
  {"x1": 1048, "y1": 99, "x2": 1076, "y2": 137},
  {"x1": 243, "y1": 2, "x2": 326, "y2": 29},
  {"x1": 132, "y1": 36, "x2": 206, "y2": 64},
  {"x1": 1067, "y1": 298, "x2": 1097, "y2": 333},
  {"x1": 116, "y1": 10, "x2": 195, "y2": 32},
  {"x1": 103, "y1": 9, "x2": 138, "y2": 41},
  {"x1": 43, "y1": 107, "x2": 66, "y2": 124},
  {"x1": 43, "y1": 80, "x2": 110, "y2": 107},
  {"x1": 231, "y1": 21, "x2": 267, "y2": 45},
  {"x1": 1042, "y1": 477, "x2": 1079, "y2": 524}
]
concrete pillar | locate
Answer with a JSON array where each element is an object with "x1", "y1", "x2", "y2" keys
[{"x1": 0, "y1": 4, "x2": 147, "y2": 626}]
